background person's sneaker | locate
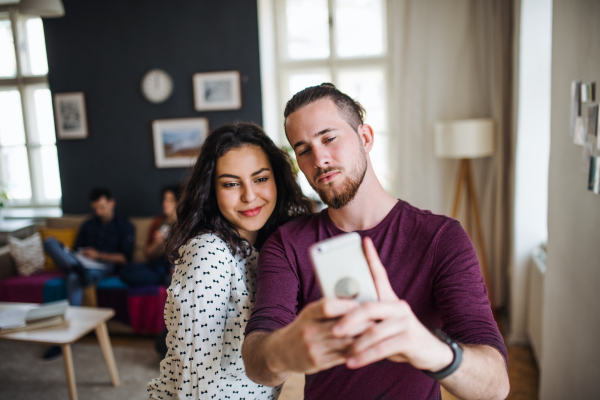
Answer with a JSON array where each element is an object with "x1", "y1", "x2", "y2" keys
[{"x1": 43, "y1": 345, "x2": 62, "y2": 360}]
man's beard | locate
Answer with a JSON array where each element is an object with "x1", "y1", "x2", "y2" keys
[{"x1": 310, "y1": 152, "x2": 367, "y2": 209}]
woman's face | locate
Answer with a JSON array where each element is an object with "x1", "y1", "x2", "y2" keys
[
  {"x1": 162, "y1": 190, "x2": 177, "y2": 218},
  {"x1": 215, "y1": 145, "x2": 277, "y2": 245}
]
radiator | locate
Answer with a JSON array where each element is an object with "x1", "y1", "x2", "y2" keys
[{"x1": 527, "y1": 245, "x2": 546, "y2": 366}]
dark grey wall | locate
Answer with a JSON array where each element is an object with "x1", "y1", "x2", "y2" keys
[{"x1": 43, "y1": 0, "x2": 263, "y2": 216}]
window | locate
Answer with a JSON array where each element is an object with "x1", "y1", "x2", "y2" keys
[
  {"x1": 258, "y1": 0, "x2": 391, "y2": 193},
  {"x1": 0, "y1": 7, "x2": 61, "y2": 207}
]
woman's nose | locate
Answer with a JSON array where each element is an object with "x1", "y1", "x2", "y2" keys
[{"x1": 241, "y1": 185, "x2": 257, "y2": 203}]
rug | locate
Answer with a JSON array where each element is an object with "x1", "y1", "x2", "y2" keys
[{"x1": 0, "y1": 340, "x2": 162, "y2": 400}]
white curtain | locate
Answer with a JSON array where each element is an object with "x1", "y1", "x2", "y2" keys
[{"x1": 388, "y1": 0, "x2": 513, "y2": 308}]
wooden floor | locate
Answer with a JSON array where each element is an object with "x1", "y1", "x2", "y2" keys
[{"x1": 81, "y1": 330, "x2": 539, "y2": 400}]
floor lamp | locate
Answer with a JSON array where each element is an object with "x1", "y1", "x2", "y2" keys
[{"x1": 434, "y1": 119, "x2": 495, "y2": 308}]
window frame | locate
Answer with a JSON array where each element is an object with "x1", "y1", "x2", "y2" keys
[
  {"x1": 258, "y1": 0, "x2": 392, "y2": 188},
  {"x1": 0, "y1": 6, "x2": 60, "y2": 207}
]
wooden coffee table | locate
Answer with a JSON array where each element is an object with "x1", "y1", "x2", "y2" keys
[{"x1": 0, "y1": 303, "x2": 120, "y2": 400}]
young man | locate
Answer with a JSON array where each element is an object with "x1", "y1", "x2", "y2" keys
[
  {"x1": 44, "y1": 187, "x2": 135, "y2": 306},
  {"x1": 242, "y1": 84, "x2": 510, "y2": 400}
]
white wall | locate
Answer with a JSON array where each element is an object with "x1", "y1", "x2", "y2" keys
[
  {"x1": 541, "y1": 0, "x2": 600, "y2": 398},
  {"x1": 510, "y1": 0, "x2": 553, "y2": 345}
]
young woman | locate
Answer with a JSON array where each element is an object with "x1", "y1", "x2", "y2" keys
[
  {"x1": 120, "y1": 185, "x2": 182, "y2": 287},
  {"x1": 147, "y1": 123, "x2": 312, "y2": 400}
]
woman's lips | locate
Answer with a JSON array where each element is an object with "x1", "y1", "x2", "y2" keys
[{"x1": 239, "y1": 206, "x2": 263, "y2": 217}]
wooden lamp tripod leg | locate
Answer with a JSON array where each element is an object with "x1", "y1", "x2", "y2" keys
[
  {"x1": 451, "y1": 159, "x2": 468, "y2": 219},
  {"x1": 464, "y1": 159, "x2": 495, "y2": 309}
]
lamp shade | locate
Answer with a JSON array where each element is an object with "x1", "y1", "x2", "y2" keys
[
  {"x1": 434, "y1": 118, "x2": 495, "y2": 159},
  {"x1": 19, "y1": 0, "x2": 65, "y2": 18}
]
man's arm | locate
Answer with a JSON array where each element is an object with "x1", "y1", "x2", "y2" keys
[
  {"x1": 242, "y1": 298, "x2": 359, "y2": 387},
  {"x1": 331, "y1": 238, "x2": 509, "y2": 400},
  {"x1": 81, "y1": 247, "x2": 127, "y2": 264}
]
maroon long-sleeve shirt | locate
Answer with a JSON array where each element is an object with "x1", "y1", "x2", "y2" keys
[{"x1": 245, "y1": 200, "x2": 507, "y2": 400}]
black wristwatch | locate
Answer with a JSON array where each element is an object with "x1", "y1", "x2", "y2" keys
[{"x1": 423, "y1": 329, "x2": 463, "y2": 380}]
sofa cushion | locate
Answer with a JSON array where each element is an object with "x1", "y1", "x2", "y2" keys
[
  {"x1": 127, "y1": 285, "x2": 167, "y2": 334},
  {"x1": 130, "y1": 217, "x2": 155, "y2": 263},
  {"x1": 43, "y1": 277, "x2": 68, "y2": 303},
  {"x1": 0, "y1": 272, "x2": 64, "y2": 303},
  {"x1": 38, "y1": 227, "x2": 78, "y2": 271},
  {"x1": 9, "y1": 233, "x2": 45, "y2": 276}
]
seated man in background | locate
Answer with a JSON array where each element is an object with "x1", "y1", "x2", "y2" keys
[
  {"x1": 119, "y1": 184, "x2": 181, "y2": 287},
  {"x1": 44, "y1": 187, "x2": 135, "y2": 306}
]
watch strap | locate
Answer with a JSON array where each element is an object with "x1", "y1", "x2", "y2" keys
[{"x1": 423, "y1": 329, "x2": 463, "y2": 380}]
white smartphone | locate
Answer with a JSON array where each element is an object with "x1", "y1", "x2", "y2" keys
[{"x1": 309, "y1": 232, "x2": 379, "y2": 303}]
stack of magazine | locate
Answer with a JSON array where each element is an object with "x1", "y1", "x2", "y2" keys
[{"x1": 0, "y1": 300, "x2": 68, "y2": 334}]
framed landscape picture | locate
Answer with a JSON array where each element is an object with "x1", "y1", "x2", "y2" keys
[
  {"x1": 53, "y1": 92, "x2": 88, "y2": 139},
  {"x1": 193, "y1": 70, "x2": 242, "y2": 111},
  {"x1": 152, "y1": 118, "x2": 209, "y2": 168}
]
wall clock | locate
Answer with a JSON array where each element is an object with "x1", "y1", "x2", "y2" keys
[{"x1": 141, "y1": 69, "x2": 173, "y2": 104}]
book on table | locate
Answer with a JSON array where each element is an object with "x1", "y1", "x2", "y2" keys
[{"x1": 0, "y1": 300, "x2": 68, "y2": 334}]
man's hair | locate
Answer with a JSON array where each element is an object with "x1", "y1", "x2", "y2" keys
[
  {"x1": 89, "y1": 187, "x2": 113, "y2": 202},
  {"x1": 283, "y1": 83, "x2": 365, "y2": 134}
]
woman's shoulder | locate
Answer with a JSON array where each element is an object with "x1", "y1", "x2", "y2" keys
[{"x1": 181, "y1": 232, "x2": 232, "y2": 256}]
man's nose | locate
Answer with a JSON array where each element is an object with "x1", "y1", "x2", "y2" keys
[
  {"x1": 312, "y1": 146, "x2": 330, "y2": 169},
  {"x1": 241, "y1": 184, "x2": 257, "y2": 203}
]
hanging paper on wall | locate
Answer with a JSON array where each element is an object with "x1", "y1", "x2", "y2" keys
[
  {"x1": 587, "y1": 104, "x2": 598, "y2": 136},
  {"x1": 582, "y1": 140, "x2": 594, "y2": 172},
  {"x1": 597, "y1": 107, "x2": 600, "y2": 150},
  {"x1": 570, "y1": 80, "x2": 582, "y2": 138},
  {"x1": 574, "y1": 117, "x2": 587, "y2": 146},
  {"x1": 581, "y1": 82, "x2": 596, "y2": 103}
]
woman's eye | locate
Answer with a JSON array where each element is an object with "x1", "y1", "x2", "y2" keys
[
  {"x1": 255, "y1": 177, "x2": 268, "y2": 183},
  {"x1": 223, "y1": 182, "x2": 238, "y2": 188},
  {"x1": 324, "y1": 136, "x2": 336, "y2": 144}
]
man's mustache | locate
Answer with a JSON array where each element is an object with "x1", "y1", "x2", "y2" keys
[{"x1": 314, "y1": 167, "x2": 343, "y2": 184}]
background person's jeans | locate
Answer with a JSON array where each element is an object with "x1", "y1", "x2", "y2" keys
[
  {"x1": 119, "y1": 260, "x2": 171, "y2": 287},
  {"x1": 43, "y1": 238, "x2": 114, "y2": 306}
]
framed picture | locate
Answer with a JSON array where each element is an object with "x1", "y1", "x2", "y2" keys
[
  {"x1": 152, "y1": 118, "x2": 209, "y2": 168},
  {"x1": 53, "y1": 92, "x2": 88, "y2": 139},
  {"x1": 193, "y1": 70, "x2": 242, "y2": 111}
]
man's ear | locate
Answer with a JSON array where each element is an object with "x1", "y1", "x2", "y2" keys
[{"x1": 357, "y1": 124, "x2": 375, "y2": 154}]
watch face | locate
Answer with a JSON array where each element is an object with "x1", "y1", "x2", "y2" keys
[{"x1": 141, "y1": 69, "x2": 173, "y2": 103}]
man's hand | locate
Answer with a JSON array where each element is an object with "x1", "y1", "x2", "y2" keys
[
  {"x1": 266, "y1": 298, "x2": 360, "y2": 375},
  {"x1": 153, "y1": 229, "x2": 167, "y2": 244},
  {"x1": 81, "y1": 247, "x2": 127, "y2": 265},
  {"x1": 332, "y1": 237, "x2": 454, "y2": 372},
  {"x1": 81, "y1": 247, "x2": 100, "y2": 260},
  {"x1": 243, "y1": 297, "x2": 364, "y2": 386}
]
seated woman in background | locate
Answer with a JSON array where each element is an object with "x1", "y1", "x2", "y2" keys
[
  {"x1": 147, "y1": 122, "x2": 313, "y2": 400},
  {"x1": 119, "y1": 184, "x2": 181, "y2": 286}
]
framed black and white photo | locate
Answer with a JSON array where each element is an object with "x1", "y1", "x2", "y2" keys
[
  {"x1": 152, "y1": 118, "x2": 209, "y2": 168},
  {"x1": 53, "y1": 92, "x2": 88, "y2": 139},
  {"x1": 193, "y1": 70, "x2": 242, "y2": 111}
]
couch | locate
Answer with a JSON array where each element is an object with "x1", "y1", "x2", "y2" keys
[{"x1": 0, "y1": 215, "x2": 167, "y2": 334}]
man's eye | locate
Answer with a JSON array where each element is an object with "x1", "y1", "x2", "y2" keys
[
  {"x1": 324, "y1": 136, "x2": 336, "y2": 143},
  {"x1": 298, "y1": 148, "x2": 310, "y2": 156}
]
